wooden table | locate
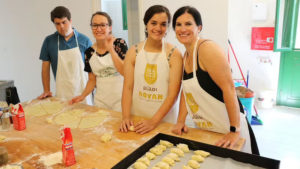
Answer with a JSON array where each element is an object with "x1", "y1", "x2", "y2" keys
[{"x1": 0, "y1": 100, "x2": 244, "y2": 169}]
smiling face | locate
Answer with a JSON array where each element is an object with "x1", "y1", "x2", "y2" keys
[
  {"x1": 54, "y1": 17, "x2": 73, "y2": 37},
  {"x1": 146, "y1": 12, "x2": 169, "y2": 41},
  {"x1": 175, "y1": 12, "x2": 202, "y2": 45},
  {"x1": 91, "y1": 14, "x2": 112, "y2": 40}
]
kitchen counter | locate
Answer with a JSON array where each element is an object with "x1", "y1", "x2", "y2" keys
[{"x1": 0, "y1": 99, "x2": 244, "y2": 169}]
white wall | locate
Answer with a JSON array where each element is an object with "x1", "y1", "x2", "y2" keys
[
  {"x1": 228, "y1": 0, "x2": 280, "y2": 99},
  {"x1": 0, "y1": 0, "x2": 280, "y2": 103},
  {"x1": 138, "y1": 0, "x2": 229, "y2": 53},
  {"x1": 127, "y1": 0, "x2": 142, "y2": 46},
  {"x1": 0, "y1": 0, "x2": 94, "y2": 101},
  {"x1": 101, "y1": 0, "x2": 129, "y2": 43}
]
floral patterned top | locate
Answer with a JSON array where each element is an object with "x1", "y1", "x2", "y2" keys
[{"x1": 84, "y1": 38, "x2": 128, "y2": 74}]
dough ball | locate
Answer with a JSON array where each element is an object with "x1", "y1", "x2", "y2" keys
[
  {"x1": 0, "y1": 135, "x2": 6, "y2": 142},
  {"x1": 177, "y1": 143, "x2": 189, "y2": 153},
  {"x1": 166, "y1": 152, "x2": 180, "y2": 162},
  {"x1": 150, "y1": 147, "x2": 163, "y2": 155},
  {"x1": 101, "y1": 133, "x2": 112, "y2": 143},
  {"x1": 188, "y1": 159, "x2": 200, "y2": 169},
  {"x1": 191, "y1": 155, "x2": 204, "y2": 162},
  {"x1": 145, "y1": 152, "x2": 156, "y2": 160},
  {"x1": 129, "y1": 125, "x2": 135, "y2": 131},
  {"x1": 160, "y1": 140, "x2": 173, "y2": 147},
  {"x1": 133, "y1": 161, "x2": 147, "y2": 169},
  {"x1": 46, "y1": 117, "x2": 53, "y2": 124},
  {"x1": 162, "y1": 156, "x2": 175, "y2": 166},
  {"x1": 137, "y1": 157, "x2": 150, "y2": 166},
  {"x1": 170, "y1": 148, "x2": 184, "y2": 157},
  {"x1": 155, "y1": 144, "x2": 167, "y2": 151},
  {"x1": 155, "y1": 161, "x2": 170, "y2": 169},
  {"x1": 182, "y1": 165, "x2": 193, "y2": 169},
  {"x1": 194, "y1": 150, "x2": 210, "y2": 157}
]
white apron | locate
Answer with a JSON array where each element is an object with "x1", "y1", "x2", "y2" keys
[
  {"x1": 55, "y1": 34, "x2": 90, "y2": 103},
  {"x1": 182, "y1": 39, "x2": 251, "y2": 153},
  {"x1": 132, "y1": 40, "x2": 177, "y2": 123},
  {"x1": 89, "y1": 46, "x2": 123, "y2": 112}
]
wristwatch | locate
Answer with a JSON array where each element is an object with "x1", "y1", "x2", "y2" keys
[{"x1": 230, "y1": 126, "x2": 240, "y2": 133}]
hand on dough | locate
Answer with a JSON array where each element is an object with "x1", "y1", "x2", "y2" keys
[
  {"x1": 172, "y1": 122, "x2": 188, "y2": 135},
  {"x1": 119, "y1": 118, "x2": 133, "y2": 132},
  {"x1": 69, "y1": 95, "x2": 85, "y2": 105},
  {"x1": 135, "y1": 119, "x2": 158, "y2": 134}
]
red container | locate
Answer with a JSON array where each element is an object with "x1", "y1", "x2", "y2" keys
[
  {"x1": 11, "y1": 104, "x2": 26, "y2": 131},
  {"x1": 61, "y1": 127, "x2": 76, "y2": 167}
]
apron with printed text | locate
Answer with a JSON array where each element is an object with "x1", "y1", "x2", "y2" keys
[
  {"x1": 89, "y1": 46, "x2": 123, "y2": 112},
  {"x1": 182, "y1": 39, "x2": 251, "y2": 153},
  {"x1": 132, "y1": 40, "x2": 177, "y2": 123},
  {"x1": 55, "y1": 34, "x2": 89, "y2": 103}
]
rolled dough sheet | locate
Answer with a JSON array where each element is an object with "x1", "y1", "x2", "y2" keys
[
  {"x1": 54, "y1": 109, "x2": 109, "y2": 129},
  {"x1": 24, "y1": 101, "x2": 64, "y2": 116},
  {"x1": 54, "y1": 109, "x2": 83, "y2": 128},
  {"x1": 41, "y1": 101, "x2": 64, "y2": 114},
  {"x1": 24, "y1": 104, "x2": 47, "y2": 116}
]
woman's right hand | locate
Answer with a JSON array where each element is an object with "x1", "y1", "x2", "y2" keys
[
  {"x1": 172, "y1": 122, "x2": 188, "y2": 135},
  {"x1": 105, "y1": 34, "x2": 115, "y2": 53},
  {"x1": 119, "y1": 118, "x2": 133, "y2": 132},
  {"x1": 69, "y1": 95, "x2": 85, "y2": 105}
]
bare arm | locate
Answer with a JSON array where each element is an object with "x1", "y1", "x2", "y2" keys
[
  {"x1": 172, "y1": 91, "x2": 189, "y2": 135},
  {"x1": 107, "y1": 36, "x2": 125, "y2": 75},
  {"x1": 69, "y1": 72, "x2": 96, "y2": 104},
  {"x1": 135, "y1": 47, "x2": 183, "y2": 134},
  {"x1": 38, "y1": 61, "x2": 52, "y2": 99},
  {"x1": 80, "y1": 73, "x2": 96, "y2": 97},
  {"x1": 109, "y1": 47, "x2": 124, "y2": 75},
  {"x1": 119, "y1": 46, "x2": 136, "y2": 132},
  {"x1": 198, "y1": 41, "x2": 240, "y2": 148}
]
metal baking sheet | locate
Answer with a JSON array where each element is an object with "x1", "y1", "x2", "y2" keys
[
  {"x1": 127, "y1": 144, "x2": 265, "y2": 169},
  {"x1": 112, "y1": 133, "x2": 280, "y2": 169}
]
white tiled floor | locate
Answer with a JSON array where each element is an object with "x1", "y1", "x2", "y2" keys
[{"x1": 252, "y1": 106, "x2": 300, "y2": 169}]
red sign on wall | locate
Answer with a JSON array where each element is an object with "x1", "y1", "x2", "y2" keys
[{"x1": 251, "y1": 27, "x2": 275, "y2": 50}]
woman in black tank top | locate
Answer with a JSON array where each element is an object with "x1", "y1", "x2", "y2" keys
[{"x1": 171, "y1": 6, "x2": 259, "y2": 155}]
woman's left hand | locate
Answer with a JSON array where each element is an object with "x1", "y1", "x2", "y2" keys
[
  {"x1": 135, "y1": 119, "x2": 158, "y2": 134},
  {"x1": 215, "y1": 132, "x2": 240, "y2": 149}
]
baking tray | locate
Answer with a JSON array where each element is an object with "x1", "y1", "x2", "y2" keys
[{"x1": 112, "y1": 133, "x2": 280, "y2": 169}]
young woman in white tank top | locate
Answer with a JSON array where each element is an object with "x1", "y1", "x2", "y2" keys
[{"x1": 120, "y1": 5, "x2": 183, "y2": 134}]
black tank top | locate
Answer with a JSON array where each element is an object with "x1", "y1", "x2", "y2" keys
[{"x1": 183, "y1": 40, "x2": 244, "y2": 113}]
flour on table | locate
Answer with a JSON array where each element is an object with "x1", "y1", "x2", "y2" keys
[
  {"x1": 0, "y1": 164, "x2": 23, "y2": 169},
  {"x1": 39, "y1": 152, "x2": 62, "y2": 167}
]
